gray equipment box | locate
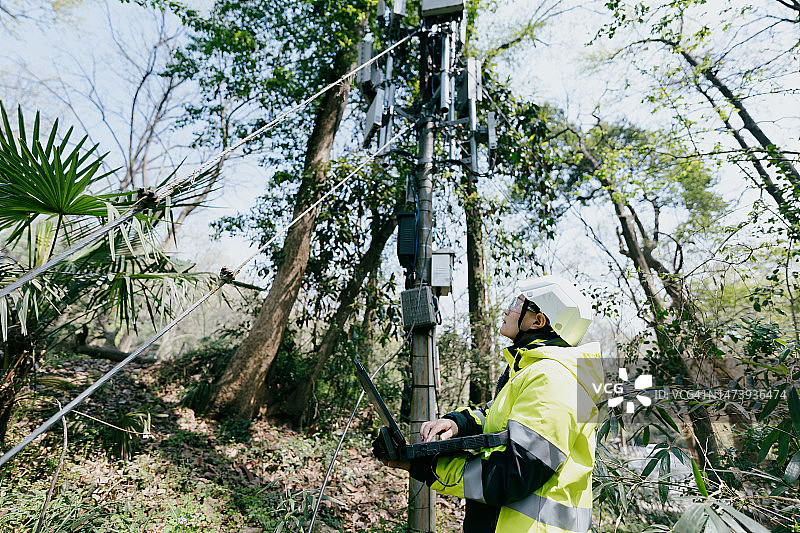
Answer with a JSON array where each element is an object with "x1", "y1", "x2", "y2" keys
[
  {"x1": 401, "y1": 286, "x2": 436, "y2": 330},
  {"x1": 364, "y1": 88, "x2": 385, "y2": 147},
  {"x1": 421, "y1": 0, "x2": 465, "y2": 18}
]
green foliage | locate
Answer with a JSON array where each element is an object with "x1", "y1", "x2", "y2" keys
[
  {"x1": 570, "y1": 121, "x2": 725, "y2": 237},
  {"x1": 180, "y1": 380, "x2": 213, "y2": 413},
  {"x1": 0, "y1": 483, "x2": 151, "y2": 532},
  {"x1": 0, "y1": 102, "x2": 216, "y2": 443},
  {"x1": 174, "y1": 337, "x2": 238, "y2": 413},
  {"x1": 216, "y1": 417, "x2": 252, "y2": 445},
  {"x1": 435, "y1": 327, "x2": 473, "y2": 413},
  {"x1": 0, "y1": 104, "x2": 113, "y2": 242},
  {"x1": 104, "y1": 410, "x2": 152, "y2": 460},
  {"x1": 597, "y1": 314, "x2": 800, "y2": 530},
  {"x1": 165, "y1": 0, "x2": 371, "y2": 159},
  {"x1": 672, "y1": 500, "x2": 771, "y2": 533}
]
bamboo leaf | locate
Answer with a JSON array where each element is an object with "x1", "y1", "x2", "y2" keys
[
  {"x1": 658, "y1": 454, "x2": 670, "y2": 503},
  {"x1": 758, "y1": 427, "x2": 782, "y2": 463},
  {"x1": 716, "y1": 507, "x2": 748, "y2": 533},
  {"x1": 715, "y1": 502, "x2": 770, "y2": 533},
  {"x1": 672, "y1": 503, "x2": 708, "y2": 533},
  {"x1": 787, "y1": 387, "x2": 800, "y2": 440},
  {"x1": 757, "y1": 383, "x2": 787, "y2": 422},
  {"x1": 784, "y1": 450, "x2": 800, "y2": 485},
  {"x1": 704, "y1": 508, "x2": 728, "y2": 533},
  {"x1": 656, "y1": 405, "x2": 679, "y2": 431},
  {"x1": 642, "y1": 450, "x2": 667, "y2": 478},
  {"x1": 691, "y1": 458, "x2": 708, "y2": 498}
]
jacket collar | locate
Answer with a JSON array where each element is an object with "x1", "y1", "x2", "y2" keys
[
  {"x1": 502, "y1": 336, "x2": 567, "y2": 374},
  {"x1": 502, "y1": 340, "x2": 605, "y2": 403}
]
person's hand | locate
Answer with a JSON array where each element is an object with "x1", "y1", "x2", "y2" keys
[
  {"x1": 372, "y1": 431, "x2": 410, "y2": 470},
  {"x1": 385, "y1": 459, "x2": 411, "y2": 470},
  {"x1": 420, "y1": 418, "x2": 458, "y2": 442}
]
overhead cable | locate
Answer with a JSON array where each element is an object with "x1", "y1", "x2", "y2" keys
[
  {"x1": 0, "y1": 125, "x2": 411, "y2": 469},
  {"x1": 0, "y1": 31, "x2": 418, "y2": 300},
  {"x1": 0, "y1": 209, "x2": 140, "y2": 300}
]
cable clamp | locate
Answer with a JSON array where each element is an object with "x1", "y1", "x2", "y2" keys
[
  {"x1": 136, "y1": 188, "x2": 160, "y2": 209},
  {"x1": 219, "y1": 266, "x2": 236, "y2": 283}
]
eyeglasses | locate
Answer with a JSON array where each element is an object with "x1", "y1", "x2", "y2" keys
[{"x1": 506, "y1": 295, "x2": 526, "y2": 313}]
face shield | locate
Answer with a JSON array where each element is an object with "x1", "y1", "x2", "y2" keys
[{"x1": 506, "y1": 295, "x2": 542, "y2": 316}]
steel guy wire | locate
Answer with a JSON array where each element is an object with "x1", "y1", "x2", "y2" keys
[
  {"x1": 0, "y1": 31, "x2": 419, "y2": 301},
  {"x1": 0, "y1": 127, "x2": 410, "y2": 469},
  {"x1": 231, "y1": 125, "x2": 411, "y2": 279},
  {"x1": 0, "y1": 286, "x2": 220, "y2": 469},
  {"x1": 155, "y1": 29, "x2": 419, "y2": 202},
  {"x1": 306, "y1": 328, "x2": 413, "y2": 533}
]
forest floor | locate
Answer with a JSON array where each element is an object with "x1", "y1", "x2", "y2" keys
[{"x1": 0, "y1": 352, "x2": 466, "y2": 532}]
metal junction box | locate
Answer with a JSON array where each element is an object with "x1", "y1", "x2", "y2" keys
[
  {"x1": 431, "y1": 248, "x2": 455, "y2": 296},
  {"x1": 396, "y1": 211, "x2": 417, "y2": 269},
  {"x1": 401, "y1": 286, "x2": 436, "y2": 330}
]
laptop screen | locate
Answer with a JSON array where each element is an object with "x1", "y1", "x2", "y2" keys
[{"x1": 353, "y1": 358, "x2": 406, "y2": 445}]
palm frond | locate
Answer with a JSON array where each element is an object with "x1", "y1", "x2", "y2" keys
[{"x1": 0, "y1": 104, "x2": 113, "y2": 242}]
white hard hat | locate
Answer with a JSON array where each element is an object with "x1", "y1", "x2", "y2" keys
[{"x1": 516, "y1": 275, "x2": 593, "y2": 346}]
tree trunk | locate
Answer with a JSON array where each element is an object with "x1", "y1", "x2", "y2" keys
[
  {"x1": 207, "y1": 38, "x2": 363, "y2": 420},
  {"x1": 276, "y1": 212, "x2": 398, "y2": 425},
  {"x1": 464, "y1": 176, "x2": 493, "y2": 405}
]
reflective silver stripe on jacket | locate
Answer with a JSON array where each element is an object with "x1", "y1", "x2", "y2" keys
[
  {"x1": 471, "y1": 409, "x2": 486, "y2": 425},
  {"x1": 507, "y1": 419, "x2": 567, "y2": 473},
  {"x1": 506, "y1": 492, "x2": 592, "y2": 533},
  {"x1": 463, "y1": 458, "x2": 485, "y2": 503}
]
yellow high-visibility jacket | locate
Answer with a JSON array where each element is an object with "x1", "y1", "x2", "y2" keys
[{"x1": 410, "y1": 337, "x2": 603, "y2": 533}]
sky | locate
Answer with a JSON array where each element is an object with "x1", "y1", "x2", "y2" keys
[{"x1": 2, "y1": 0, "x2": 798, "y2": 352}]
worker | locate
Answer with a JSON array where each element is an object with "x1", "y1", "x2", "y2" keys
[{"x1": 375, "y1": 275, "x2": 604, "y2": 533}]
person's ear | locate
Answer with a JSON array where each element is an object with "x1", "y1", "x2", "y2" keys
[
  {"x1": 531, "y1": 312, "x2": 547, "y2": 329},
  {"x1": 521, "y1": 311, "x2": 546, "y2": 331}
]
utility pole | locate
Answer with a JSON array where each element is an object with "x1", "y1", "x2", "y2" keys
[
  {"x1": 359, "y1": 1, "x2": 495, "y2": 531},
  {"x1": 409, "y1": 30, "x2": 437, "y2": 525}
]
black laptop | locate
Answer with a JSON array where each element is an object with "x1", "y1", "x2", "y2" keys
[{"x1": 354, "y1": 358, "x2": 508, "y2": 460}]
